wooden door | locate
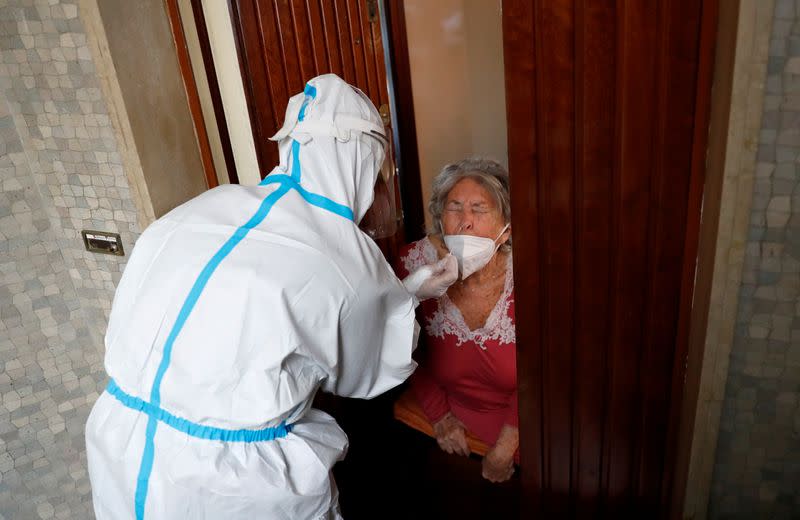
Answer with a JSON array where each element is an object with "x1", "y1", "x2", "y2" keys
[{"x1": 504, "y1": 0, "x2": 718, "y2": 517}]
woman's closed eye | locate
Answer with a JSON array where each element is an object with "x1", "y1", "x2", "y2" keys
[
  {"x1": 445, "y1": 201, "x2": 463, "y2": 213},
  {"x1": 445, "y1": 202, "x2": 491, "y2": 214}
]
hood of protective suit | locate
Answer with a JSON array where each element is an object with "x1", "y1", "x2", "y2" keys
[{"x1": 267, "y1": 73, "x2": 386, "y2": 223}]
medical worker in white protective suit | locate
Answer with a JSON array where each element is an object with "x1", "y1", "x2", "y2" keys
[{"x1": 85, "y1": 73, "x2": 458, "y2": 519}]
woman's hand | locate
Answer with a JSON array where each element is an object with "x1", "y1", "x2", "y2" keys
[
  {"x1": 482, "y1": 425, "x2": 518, "y2": 483},
  {"x1": 432, "y1": 412, "x2": 470, "y2": 456}
]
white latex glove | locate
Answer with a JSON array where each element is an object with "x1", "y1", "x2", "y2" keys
[
  {"x1": 402, "y1": 254, "x2": 458, "y2": 302},
  {"x1": 432, "y1": 412, "x2": 470, "y2": 457}
]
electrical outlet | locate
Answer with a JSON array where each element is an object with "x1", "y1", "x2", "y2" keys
[{"x1": 82, "y1": 230, "x2": 124, "y2": 256}]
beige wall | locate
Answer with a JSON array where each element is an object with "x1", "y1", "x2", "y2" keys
[
  {"x1": 403, "y1": 0, "x2": 507, "y2": 229},
  {"x1": 95, "y1": 0, "x2": 207, "y2": 217}
]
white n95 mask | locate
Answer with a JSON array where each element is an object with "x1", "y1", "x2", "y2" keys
[{"x1": 443, "y1": 224, "x2": 510, "y2": 279}]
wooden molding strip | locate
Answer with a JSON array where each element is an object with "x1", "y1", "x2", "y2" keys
[
  {"x1": 165, "y1": 0, "x2": 219, "y2": 189},
  {"x1": 192, "y1": 0, "x2": 240, "y2": 184}
]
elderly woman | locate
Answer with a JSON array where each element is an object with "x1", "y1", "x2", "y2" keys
[{"x1": 395, "y1": 157, "x2": 517, "y2": 483}]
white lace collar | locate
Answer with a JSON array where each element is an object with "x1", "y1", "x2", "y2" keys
[{"x1": 404, "y1": 238, "x2": 516, "y2": 349}]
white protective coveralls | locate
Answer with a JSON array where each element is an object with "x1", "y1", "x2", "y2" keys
[{"x1": 86, "y1": 74, "x2": 429, "y2": 519}]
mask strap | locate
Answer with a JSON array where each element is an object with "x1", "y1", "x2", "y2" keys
[{"x1": 493, "y1": 223, "x2": 510, "y2": 243}]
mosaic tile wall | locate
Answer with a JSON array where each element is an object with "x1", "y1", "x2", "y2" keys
[
  {"x1": 709, "y1": 1, "x2": 800, "y2": 518},
  {"x1": 0, "y1": 0, "x2": 140, "y2": 518}
]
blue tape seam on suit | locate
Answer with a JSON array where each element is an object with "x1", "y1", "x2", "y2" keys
[
  {"x1": 260, "y1": 175, "x2": 354, "y2": 221},
  {"x1": 132, "y1": 84, "x2": 340, "y2": 519},
  {"x1": 133, "y1": 182, "x2": 292, "y2": 520},
  {"x1": 107, "y1": 379, "x2": 292, "y2": 442},
  {"x1": 291, "y1": 83, "x2": 316, "y2": 182}
]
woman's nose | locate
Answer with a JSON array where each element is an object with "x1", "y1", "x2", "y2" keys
[{"x1": 458, "y1": 217, "x2": 473, "y2": 232}]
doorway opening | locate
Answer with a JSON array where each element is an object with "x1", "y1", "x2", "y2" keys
[{"x1": 172, "y1": 1, "x2": 728, "y2": 518}]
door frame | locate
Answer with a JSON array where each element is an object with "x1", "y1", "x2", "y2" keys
[
  {"x1": 663, "y1": 0, "x2": 729, "y2": 516},
  {"x1": 165, "y1": 0, "x2": 241, "y2": 185}
]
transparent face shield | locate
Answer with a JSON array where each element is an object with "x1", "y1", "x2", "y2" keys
[{"x1": 359, "y1": 130, "x2": 401, "y2": 240}]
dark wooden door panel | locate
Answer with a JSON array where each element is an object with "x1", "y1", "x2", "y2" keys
[
  {"x1": 504, "y1": 0, "x2": 716, "y2": 517},
  {"x1": 502, "y1": 1, "x2": 543, "y2": 514},
  {"x1": 603, "y1": 2, "x2": 662, "y2": 512},
  {"x1": 535, "y1": 2, "x2": 575, "y2": 515},
  {"x1": 573, "y1": 2, "x2": 616, "y2": 516}
]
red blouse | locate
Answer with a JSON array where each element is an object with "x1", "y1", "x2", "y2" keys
[{"x1": 397, "y1": 238, "x2": 518, "y2": 448}]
